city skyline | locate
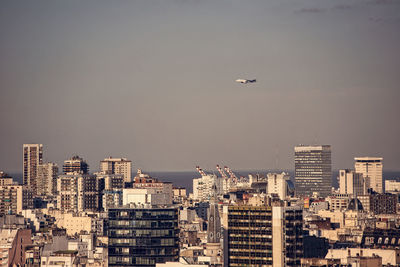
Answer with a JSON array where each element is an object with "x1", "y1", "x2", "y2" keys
[{"x1": 1, "y1": 0, "x2": 399, "y2": 172}]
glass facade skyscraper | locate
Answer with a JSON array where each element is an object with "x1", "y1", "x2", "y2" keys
[
  {"x1": 108, "y1": 207, "x2": 179, "y2": 266},
  {"x1": 295, "y1": 145, "x2": 332, "y2": 197}
]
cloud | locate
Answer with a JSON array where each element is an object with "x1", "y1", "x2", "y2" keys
[
  {"x1": 368, "y1": 0, "x2": 400, "y2": 5},
  {"x1": 332, "y1": 4, "x2": 353, "y2": 11},
  {"x1": 294, "y1": 7, "x2": 326, "y2": 14}
]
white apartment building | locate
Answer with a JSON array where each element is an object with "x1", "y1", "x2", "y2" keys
[
  {"x1": 355, "y1": 157, "x2": 383, "y2": 193},
  {"x1": 385, "y1": 180, "x2": 400, "y2": 193},
  {"x1": 192, "y1": 174, "x2": 223, "y2": 201},
  {"x1": 339, "y1": 169, "x2": 365, "y2": 196},
  {"x1": 267, "y1": 172, "x2": 289, "y2": 200},
  {"x1": 100, "y1": 157, "x2": 132, "y2": 183},
  {"x1": 122, "y1": 188, "x2": 171, "y2": 206}
]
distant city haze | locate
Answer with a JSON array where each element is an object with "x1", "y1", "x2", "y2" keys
[{"x1": 1, "y1": 0, "x2": 399, "y2": 173}]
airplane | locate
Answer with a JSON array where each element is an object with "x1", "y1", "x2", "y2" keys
[{"x1": 236, "y1": 79, "x2": 256, "y2": 84}]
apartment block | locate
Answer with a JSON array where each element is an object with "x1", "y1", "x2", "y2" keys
[
  {"x1": 57, "y1": 174, "x2": 99, "y2": 213},
  {"x1": 100, "y1": 157, "x2": 132, "y2": 183}
]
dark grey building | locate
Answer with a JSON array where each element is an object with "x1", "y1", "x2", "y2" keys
[
  {"x1": 295, "y1": 145, "x2": 332, "y2": 197},
  {"x1": 108, "y1": 206, "x2": 179, "y2": 266}
]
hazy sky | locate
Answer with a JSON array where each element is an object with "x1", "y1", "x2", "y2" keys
[{"x1": 1, "y1": 0, "x2": 399, "y2": 173}]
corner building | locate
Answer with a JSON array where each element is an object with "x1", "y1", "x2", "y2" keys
[
  {"x1": 108, "y1": 207, "x2": 179, "y2": 266},
  {"x1": 295, "y1": 145, "x2": 332, "y2": 197},
  {"x1": 227, "y1": 203, "x2": 303, "y2": 267}
]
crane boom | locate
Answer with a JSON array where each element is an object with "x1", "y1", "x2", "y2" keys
[
  {"x1": 196, "y1": 166, "x2": 207, "y2": 177},
  {"x1": 216, "y1": 164, "x2": 228, "y2": 179},
  {"x1": 224, "y1": 166, "x2": 238, "y2": 180}
]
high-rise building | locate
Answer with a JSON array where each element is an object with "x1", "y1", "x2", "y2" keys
[
  {"x1": 295, "y1": 145, "x2": 332, "y2": 197},
  {"x1": 100, "y1": 157, "x2": 132, "y2": 183},
  {"x1": 355, "y1": 157, "x2": 383, "y2": 193},
  {"x1": 37, "y1": 162, "x2": 58, "y2": 196},
  {"x1": 227, "y1": 203, "x2": 303, "y2": 267},
  {"x1": 339, "y1": 169, "x2": 365, "y2": 196},
  {"x1": 108, "y1": 206, "x2": 179, "y2": 266},
  {"x1": 23, "y1": 144, "x2": 43, "y2": 195},
  {"x1": 57, "y1": 173, "x2": 99, "y2": 213},
  {"x1": 267, "y1": 172, "x2": 290, "y2": 200},
  {"x1": 63, "y1": 155, "x2": 89, "y2": 174}
]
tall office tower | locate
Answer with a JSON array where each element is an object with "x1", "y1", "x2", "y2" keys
[
  {"x1": 267, "y1": 172, "x2": 290, "y2": 200},
  {"x1": 100, "y1": 157, "x2": 132, "y2": 183},
  {"x1": 295, "y1": 145, "x2": 332, "y2": 197},
  {"x1": 23, "y1": 144, "x2": 43, "y2": 195},
  {"x1": 37, "y1": 163, "x2": 58, "y2": 196},
  {"x1": 227, "y1": 203, "x2": 303, "y2": 267},
  {"x1": 339, "y1": 169, "x2": 365, "y2": 196},
  {"x1": 355, "y1": 157, "x2": 383, "y2": 193},
  {"x1": 57, "y1": 173, "x2": 99, "y2": 213},
  {"x1": 63, "y1": 155, "x2": 89, "y2": 174},
  {"x1": 205, "y1": 184, "x2": 223, "y2": 266},
  {"x1": 108, "y1": 206, "x2": 179, "y2": 266}
]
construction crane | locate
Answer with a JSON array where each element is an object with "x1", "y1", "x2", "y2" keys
[
  {"x1": 216, "y1": 165, "x2": 228, "y2": 179},
  {"x1": 196, "y1": 166, "x2": 207, "y2": 177},
  {"x1": 224, "y1": 166, "x2": 237, "y2": 179}
]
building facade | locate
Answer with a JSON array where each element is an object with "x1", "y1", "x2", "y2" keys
[
  {"x1": 267, "y1": 172, "x2": 289, "y2": 200},
  {"x1": 295, "y1": 145, "x2": 332, "y2": 197},
  {"x1": 37, "y1": 162, "x2": 58, "y2": 196},
  {"x1": 339, "y1": 169, "x2": 365, "y2": 196},
  {"x1": 57, "y1": 174, "x2": 99, "y2": 213},
  {"x1": 63, "y1": 155, "x2": 89, "y2": 174},
  {"x1": 100, "y1": 157, "x2": 132, "y2": 183},
  {"x1": 108, "y1": 206, "x2": 179, "y2": 266},
  {"x1": 23, "y1": 144, "x2": 43, "y2": 195},
  {"x1": 355, "y1": 157, "x2": 383, "y2": 193},
  {"x1": 227, "y1": 203, "x2": 303, "y2": 267},
  {"x1": 193, "y1": 175, "x2": 223, "y2": 201},
  {"x1": 0, "y1": 178, "x2": 22, "y2": 215},
  {"x1": 385, "y1": 180, "x2": 400, "y2": 193}
]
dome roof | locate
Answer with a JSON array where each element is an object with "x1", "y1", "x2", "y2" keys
[{"x1": 347, "y1": 198, "x2": 363, "y2": 211}]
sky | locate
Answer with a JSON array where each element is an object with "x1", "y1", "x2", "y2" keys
[{"x1": 0, "y1": 0, "x2": 399, "y2": 173}]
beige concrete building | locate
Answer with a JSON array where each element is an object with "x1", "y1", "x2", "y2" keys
[
  {"x1": 193, "y1": 174, "x2": 223, "y2": 201},
  {"x1": 385, "y1": 180, "x2": 400, "y2": 193},
  {"x1": 355, "y1": 157, "x2": 383, "y2": 193},
  {"x1": 122, "y1": 188, "x2": 171, "y2": 206},
  {"x1": 23, "y1": 144, "x2": 43, "y2": 195},
  {"x1": 0, "y1": 228, "x2": 32, "y2": 267},
  {"x1": 100, "y1": 157, "x2": 132, "y2": 183},
  {"x1": 37, "y1": 162, "x2": 58, "y2": 196},
  {"x1": 0, "y1": 178, "x2": 22, "y2": 215},
  {"x1": 57, "y1": 174, "x2": 99, "y2": 213},
  {"x1": 339, "y1": 169, "x2": 365, "y2": 196},
  {"x1": 326, "y1": 248, "x2": 399, "y2": 266},
  {"x1": 54, "y1": 213, "x2": 93, "y2": 236},
  {"x1": 267, "y1": 172, "x2": 289, "y2": 200}
]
